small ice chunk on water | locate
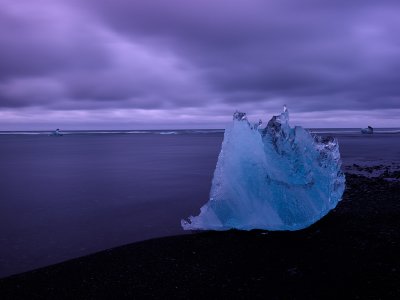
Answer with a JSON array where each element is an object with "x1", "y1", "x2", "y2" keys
[
  {"x1": 51, "y1": 128, "x2": 63, "y2": 136},
  {"x1": 361, "y1": 126, "x2": 373, "y2": 134},
  {"x1": 182, "y1": 106, "x2": 345, "y2": 231}
]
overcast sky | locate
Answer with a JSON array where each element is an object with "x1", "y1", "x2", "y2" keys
[{"x1": 0, "y1": 0, "x2": 399, "y2": 129}]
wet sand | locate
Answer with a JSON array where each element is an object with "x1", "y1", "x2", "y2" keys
[{"x1": 1, "y1": 171, "x2": 399, "y2": 299}]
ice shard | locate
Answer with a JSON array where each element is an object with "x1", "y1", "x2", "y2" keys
[{"x1": 182, "y1": 106, "x2": 345, "y2": 231}]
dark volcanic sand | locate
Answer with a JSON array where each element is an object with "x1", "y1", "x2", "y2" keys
[{"x1": 1, "y1": 173, "x2": 399, "y2": 299}]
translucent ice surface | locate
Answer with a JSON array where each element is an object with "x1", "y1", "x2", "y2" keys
[{"x1": 182, "y1": 106, "x2": 345, "y2": 231}]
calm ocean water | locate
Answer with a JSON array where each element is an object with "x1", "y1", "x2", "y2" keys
[{"x1": 0, "y1": 129, "x2": 399, "y2": 278}]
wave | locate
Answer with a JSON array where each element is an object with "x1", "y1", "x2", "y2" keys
[
  {"x1": 309, "y1": 130, "x2": 360, "y2": 134},
  {"x1": 158, "y1": 131, "x2": 178, "y2": 135},
  {"x1": 2, "y1": 128, "x2": 397, "y2": 136},
  {"x1": 0, "y1": 132, "x2": 50, "y2": 135},
  {"x1": 192, "y1": 130, "x2": 225, "y2": 134},
  {"x1": 374, "y1": 130, "x2": 400, "y2": 134},
  {"x1": 309, "y1": 128, "x2": 400, "y2": 135}
]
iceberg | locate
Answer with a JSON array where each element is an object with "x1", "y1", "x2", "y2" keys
[
  {"x1": 182, "y1": 106, "x2": 345, "y2": 231},
  {"x1": 361, "y1": 126, "x2": 373, "y2": 134},
  {"x1": 50, "y1": 128, "x2": 63, "y2": 136}
]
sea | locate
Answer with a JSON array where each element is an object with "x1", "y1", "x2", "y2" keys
[{"x1": 0, "y1": 128, "x2": 399, "y2": 278}]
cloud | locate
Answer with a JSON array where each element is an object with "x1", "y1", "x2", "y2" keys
[
  {"x1": 0, "y1": 0, "x2": 399, "y2": 128},
  {"x1": 0, "y1": 77, "x2": 65, "y2": 107},
  {"x1": 75, "y1": 0, "x2": 400, "y2": 111},
  {"x1": 0, "y1": 1, "x2": 110, "y2": 80}
]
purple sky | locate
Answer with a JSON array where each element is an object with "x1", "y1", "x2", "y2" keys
[{"x1": 1, "y1": 0, "x2": 399, "y2": 129}]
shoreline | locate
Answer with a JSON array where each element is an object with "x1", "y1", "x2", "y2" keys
[{"x1": 1, "y1": 172, "x2": 399, "y2": 298}]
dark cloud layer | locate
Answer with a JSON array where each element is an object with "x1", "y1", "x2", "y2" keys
[{"x1": 0, "y1": 0, "x2": 399, "y2": 128}]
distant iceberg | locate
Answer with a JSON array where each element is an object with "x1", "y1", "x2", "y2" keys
[
  {"x1": 182, "y1": 106, "x2": 345, "y2": 231},
  {"x1": 51, "y1": 129, "x2": 63, "y2": 136},
  {"x1": 361, "y1": 126, "x2": 373, "y2": 134}
]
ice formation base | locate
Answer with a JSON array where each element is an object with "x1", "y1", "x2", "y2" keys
[{"x1": 182, "y1": 107, "x2": 345, "y2": 231}]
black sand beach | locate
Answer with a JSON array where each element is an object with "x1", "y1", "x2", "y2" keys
[{"x1": 1, "y1": 171, "x2": 399, "y2": 299}]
